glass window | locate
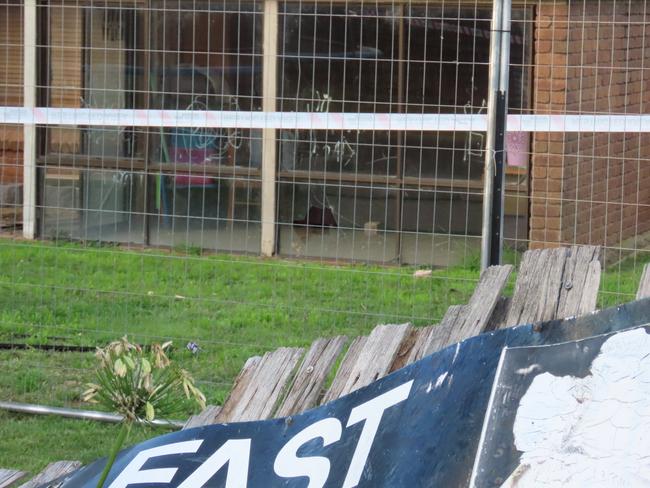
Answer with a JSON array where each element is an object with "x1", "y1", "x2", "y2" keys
[
  {"x1": 277, "y1": 181, "x2": 399, "y2": 263},
  {"x1": 41, "y1": 167, "x2": 146, "y2": 244},
  {"x1": 37, "y1": 2, "x2": 532, "y2": 262},
  {"x1": 40, "y1": 4, "x2": 146, "y2": 244},
  {"x1": 402, "y1": 6, "x2": 532, "y2": 178},
  {"x1": 279, "y1": 4, "x2": 401, "y2": 177},
  {"x1": 146, "y1": 1, "x2": 263, "y2": 253},
  {"x1": 44, "y1": 4, "x2": 143, "y2": 159},
  {"x1": 279, "y1": 4, "x2": 400, "y2": 113},
  {"x1": 277, "y1": 4, "x2": 532, "y2": 264},
  {"x1": 0, "y1": 3, "x2": 23, "y2": 220}
]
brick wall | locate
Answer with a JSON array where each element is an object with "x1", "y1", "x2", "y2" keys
[{"x1": 530, "y1": 0, "x2": 650, "y2": 260}]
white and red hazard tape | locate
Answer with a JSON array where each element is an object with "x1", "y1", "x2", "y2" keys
[{"x1": 3, "y1": 107, "x2": 650, "y2": 132}]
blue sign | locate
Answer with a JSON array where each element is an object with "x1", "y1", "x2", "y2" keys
[{"x1": 59, "y1": 298, "x2": 650, "y2": 488}]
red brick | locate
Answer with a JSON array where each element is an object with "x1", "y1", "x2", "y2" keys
[
  {"x1": 531, "y1": 203, "x2": 562, "y2": 217},
  {"x1": 532, "y1": 166, "x2": 547, "y2": 179},
  {"x1": 532, "y1": 179, "x2": 562, "y2": 192},
  {"x1": 535, "y1": 95, "x2": 551, "y2": 107},
  {"x1": 530, "y1": 229, "x2": 562, "y2": 243},
  {"x1": 546, "y1": 217, "x2": 562, "y2": 230},
  {"x1": 537, "y1": 52, "x2": 568, "y2": 67},
  {"x1": 551, "y1": 90, "x2": 568, "y2": 104}
]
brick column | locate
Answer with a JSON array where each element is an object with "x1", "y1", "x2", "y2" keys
[
  {"x1": 530, "y1": 3, "x2": 571, "y2": 248},
  {"x1": 529, "y1": 1, "x2": 650, "y2": 258}
]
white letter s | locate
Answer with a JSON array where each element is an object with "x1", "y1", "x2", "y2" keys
[{"x1": 274, "y1": 418, "x2": 342, "y2": 488}]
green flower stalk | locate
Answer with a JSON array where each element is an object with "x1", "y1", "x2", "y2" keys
[{"x1": 82, "y1": 337, "x2": 206, "y2": 488}]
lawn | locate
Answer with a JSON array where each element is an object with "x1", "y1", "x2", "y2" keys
[
  {"x1": 0, "y1": 238, "x2": 646, "y2": 474},
  {"x1": 0, "y1": 238, "x2": 483, "y2": 473}
]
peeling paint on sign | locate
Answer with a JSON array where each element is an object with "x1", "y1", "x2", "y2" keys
[
  {"x1": 472, "y1": 326, "x2": 650, "y2": 487},
  {"x1": 507, "y1": 328, "x2": 650, "y2": 487}
]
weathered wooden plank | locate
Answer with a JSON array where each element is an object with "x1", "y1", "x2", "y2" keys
[
  {"x1": 504, "y1": 247, "x2": 567, "y2": 327},
  {"x1": 500, "y1": 249, "x2": 545, "y2": 328},
  {"x1": 324, "y1": 324, "x2": 412, "y2": 401},
  {"x1": 500, "y1": 246, "x2": 601, "y2": 329},
  {"x1": 216, "y1": 347, "x2": 304, "y2": 423},
  {"x1": 321, "y1": 336, "x2": 368, "y2": 404},
  {"x1": 213, "y1": 356, "x2": 261, "y2": 423},
  {"x1": 395, "y1": 322, "x2": 453, "y2": 368},
  {"x1": 556, "y1": 245, "x2": 601, "y2": 318},
  {"x1": 484, "y1": 297, "x2": 510, "y2": 332},
  {"x1": 391, "y1": 267, "x2": 512, "y2": 367},
  {"x1": 276, "y1": 336, "x2": 347, "y2": 417},
  {"x1": 390, "y1": 326, "x2": 422, "y2": 372},
  {"x1": 440, "y1": 304, "x2": 466, "y2": 328},
  {"x1": 407, "y1": 326, "x2": 439, "y2": 363},
  {"x1": 419, "y1": 324, "x2": 450, "y2": 358},
  {"x1": 0, "y1": 469, "x2": 26, "y2": 488},
  {"x1": 576, "y1": 259, "x2": 601, "y2": 314},
  {"x1": 182, "y1": 405, "x2": 222, "y2": 430},
  {"x1": 637, "y1": 263, "x2": 650, "y2": 300},
  {"x1": 445, "y1": 265, "x2": 513, "y2": 346},
  {"x1": 18, "y1": 461, "x2": 82, "y2": 488},
  {"x1": 392, "y1": 308, "x2": 464, "y2": 368},
  {"x1": 421, "y1": 306, "x2": 464, "y2": 357}
]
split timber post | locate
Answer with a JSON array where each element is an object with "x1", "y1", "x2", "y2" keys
[
  {"x1": 480, "y1": 0, "x2": 511, "y2": 270},
  {"x1": 23, "y1": 0, "x2": 37, "y2": 239},
  {"x1": 261, "y1": 0, "x2": 279, "y2": 256}
]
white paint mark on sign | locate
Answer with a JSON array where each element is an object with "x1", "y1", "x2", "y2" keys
[
  {"x1": 514, "y1": 364, "x2": 541, "y2": 376},
  {"x1": 502, "y1": 328, "x2": 650, "y2": 487}
]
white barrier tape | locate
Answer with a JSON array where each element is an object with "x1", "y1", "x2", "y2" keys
[
  {"x1": 509, "y1": 114, "x2": 650, "y2": 133},
  {"x1": 3, "y1": 107, "x2": 650, "y2": 132},
  {"x1": 0, "y1": 108, "x2": 486, "y2": 131}
]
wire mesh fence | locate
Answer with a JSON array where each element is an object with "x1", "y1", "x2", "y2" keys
[{"x1": 1, "y1": 0, "x2": 650, "y2": 471}]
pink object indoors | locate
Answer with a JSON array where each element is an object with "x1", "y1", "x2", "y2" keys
[
  {"x1": 506, "y1": 131, "x2": 530, "y2": 168},
  {"x1": 170, "y1": 147, "x2": 216, "y2": 186}
]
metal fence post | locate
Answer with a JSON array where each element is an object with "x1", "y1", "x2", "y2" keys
[{"x1": 481, "y1": 0, "x2": 511, "y2": 270}]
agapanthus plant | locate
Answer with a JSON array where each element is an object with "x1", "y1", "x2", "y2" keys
[{"x1": 83, "y1": 337, "x2": 206, "y2": 488}]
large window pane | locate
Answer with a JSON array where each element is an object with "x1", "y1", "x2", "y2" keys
[
  {"x1": 147, "y1": 172, "x2": 262, "y2": 253},
  {"x1": 147, "y1": 1, "x2": 263, "y2": 253},
  {"x1": 279, "y1": 4, "x2": 399, "y2": 113},
  {"x1": 402, "y1": 6, "x2": 532, "y2": 179},
  {"x1": 41, "y1": 167, "x2": 146, "y2": 244},
  {"x1": 277, "y1": 4, "x2": 531, "y2": 265},
  {"x1": 278, "y1": 130, "x2": 399, "y2": 176},
  {"x1": 279, "y1": 3, "x2": 400, "y2": 177},
  {"x1": 404, "y1": 6, "x2": 530, "y2": 114},
  {"x1": 277, "y1": 181, "x2": 399, "y2": 263},
  {"x1": 44, "y1": 4, "x2": 143, "y2": 158}
]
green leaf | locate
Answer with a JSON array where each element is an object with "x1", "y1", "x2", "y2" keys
[
  {"x1": 140, "y1": 358, "x2": 151, "y2": 375},
  {"x1": 123, "y1": 355, "x2": 135, "y2": 370},
  {"x1": 145, "y1": 401, "x2": 155, "y2": 421},
  {"x1": 113, "y1": 358, "x2": 127, "y2": 377},
  {"x1": 81, "y1": 384, "x2": 99, "y2": 403}
]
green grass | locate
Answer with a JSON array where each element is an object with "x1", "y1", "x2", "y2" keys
[
  {"x1": 0, "y1": 238, "x2": 481, "y2": 473},
  {"x1": 0, "y1": 411, "x2": 158, "y2": 471},
  {"x1": 0, "y1": 238, "x2": 646, "y2": 474},
  {"x1": 599, "y1": 253, "x2": 650, "y2": 308}
]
